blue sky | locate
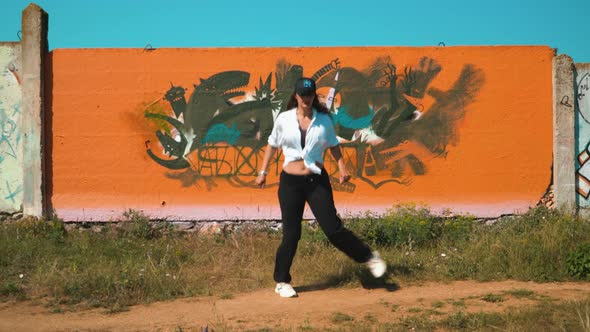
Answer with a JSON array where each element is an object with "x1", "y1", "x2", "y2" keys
[{"x1": 1, "y1": 0, "x2": 588, "y2": 62}]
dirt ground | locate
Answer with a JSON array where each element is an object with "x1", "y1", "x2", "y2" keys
[{"x1": 1, "y1": 280, "x2": 589, "y2": 331}]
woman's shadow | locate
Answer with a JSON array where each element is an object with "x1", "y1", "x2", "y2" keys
[{"x1": 294, "y1": 264, "x2": 403, "y2": 294}]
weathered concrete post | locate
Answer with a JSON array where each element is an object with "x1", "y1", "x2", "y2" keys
[
  {"x1": 21, "y1": 4, "x2": 48, "y2": 217},
  {"x1": 553, "y1": 54, "x2": 576, "y2": 213}
]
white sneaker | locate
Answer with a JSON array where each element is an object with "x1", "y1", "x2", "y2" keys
[
  {"x1": 367, "y1": 251, "x2": 387, "y2": 278},
  {"x1": 275, "y1": 282, "x2": 297, "y2": 298}
]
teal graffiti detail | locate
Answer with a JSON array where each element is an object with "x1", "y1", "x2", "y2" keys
[
  {"x1": 4, "y1": 181, "x2": 22, "y2": 204},
  {"x1": 203, "y1": 123, "x2": 241, "y2": 145},
  {"x1": 0, "y1": 108, "x2": 18, "y2": 160},
  {"x1": 334, "y1": 106, "x2": 374, "y2": 129}
]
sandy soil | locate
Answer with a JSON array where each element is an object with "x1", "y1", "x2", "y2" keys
[{"x1": 1, "y1": 280, "x2": 589, "y2": 331}]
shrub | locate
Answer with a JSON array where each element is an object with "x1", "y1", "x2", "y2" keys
[
  {"x1": 566, "y1": 243, "x2": 590, "y2": 280},
  {"x1": 437, "y1": 216, "x2": 475, "y2": 243},
  {"x1": 0, "y1": 281, "x2": 24, "y2": 298},
  {"x1": 452, "y1": 207, "x2": 589, "y2": 282},
  {"x1": 118, "y1": 209, "x2": 171, "y2": 240},
  {"x1": 347, "y1": 204, "x2": 475, "y2": 249},
  {"x1": 348, "y1": 204, "x2": 437, "y2": 248},
  {"x1": 7, "y1": 215, "x2": 67, "y2": 243}
]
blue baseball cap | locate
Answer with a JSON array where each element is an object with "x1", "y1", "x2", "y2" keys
[{"x1": 295, "y1": 77, "x2": 316, "y2": 96}]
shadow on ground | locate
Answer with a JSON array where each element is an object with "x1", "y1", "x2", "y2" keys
[{"x1": 295, "y1": 264, "x2": 400, "y2": 293}]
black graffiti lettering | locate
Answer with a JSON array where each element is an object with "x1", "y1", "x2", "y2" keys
[
  {"x1": 197, "y1": 148, "x2": 214, "y2": 176},
  {"x1": 198, "y1": 146, "x2": 233, "y2": 176},
  {"x1": 363, "y1": 147, "x2": 377, "y2": 176},
  {"x1": 323, "y1": 152, "x2": 338, "y2": 177},
  {"x1": 322, "y1": 146, "x2": 362, "y2": 178},
  {"x1": 234, "y1": 146, "x2": 258, "y2": 175},
  {"x1": 193, "y1": 145, "x2": 287, "y2": 178},
  {"x1": 217, "y1": 146, "x2": 232, "y2": 175}
]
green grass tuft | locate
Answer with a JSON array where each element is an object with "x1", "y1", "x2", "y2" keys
[
  {"x1": 480, "y1": 293, "x2": 506, "y2": 303},
  {"x1": 330, "y1": 312, "x2": 354, "y2": 323},
  {"x1": 503, "y1": 288, "x2": 536, "y2": 299}
]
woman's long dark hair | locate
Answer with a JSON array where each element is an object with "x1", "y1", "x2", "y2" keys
[{"x1": 285, "y1": 92, "x2": 330, "y2": 114}]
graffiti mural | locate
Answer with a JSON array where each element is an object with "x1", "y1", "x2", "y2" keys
[
  {"x1": 144, "y1": 56, "x2": 485, "y2": 192},
  {"x1": 0, "y1": 45, "x2": 22, "y2": 211},
  {"x1": 575, "y1": 64, "x2": 590, "y2": 205},
  {"x1": 46, "y1": 47, "x2": 553, "y2": 220}
]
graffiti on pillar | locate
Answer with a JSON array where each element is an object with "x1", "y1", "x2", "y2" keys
[
  {"x1": 575, "y1": 67, "x2": 590, "y2": 203},
  {"x1": 144, "y1": 56, "x2": 485, "y2": 192},
  {"x1": 0, "y1": 46, "x2": 22, "y2": 211}
]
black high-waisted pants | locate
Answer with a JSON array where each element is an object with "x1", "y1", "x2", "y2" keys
[{"x1": 274, "y1": 170, "x2": 373, "y2": 283}]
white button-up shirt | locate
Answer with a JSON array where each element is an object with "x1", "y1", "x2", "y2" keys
[{"x1": 268, "y1": 108, "x2": 339, "y2": 174}]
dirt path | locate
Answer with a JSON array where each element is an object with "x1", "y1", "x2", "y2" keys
[{"x1": 1, "y1": 280, "x2": 589, "y2": 331}]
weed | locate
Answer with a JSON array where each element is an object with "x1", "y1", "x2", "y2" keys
[
  {"x1": 105, "y1": 303, "x2": 130, "y2": 314},
  {"x1": 481, "y1": 293, "x2": 506, "y2": 303},
  {"x1": 119, "y1": 209, "x2": 172, "y2": 240},
  {"x1": 48, "y1": 306, "x2": 63, "y2": 314},
  {"x1": 298, "y1": 317, "x2": 314, "y2": 331},
  {"x1": 441, "y1": 311, "x2": 503, "y2": 330},
  {"x1": 431, "y1": 301, "x2": 445, "y2": 309},
  {"x1": 0, "y1": 282, "x2": 24, "y2": 297},
  {"x1": 363, "y1": 313, "x2": 378, "y2": 323},
  {"x1": 503, "y1": 288, "x2": 536, "y2": 299},
  {"x1": 397, "y1": 314, "x2": 436, "y2": 331},
  {"x1": 537, "y1": 295, "x2": 558, "y2": 304},
  {"x1": 348, "y1": 204, "x2": 440, "y2": 248},
  {"x1": 567, "y1": 243, "x2": 590, "y2": 280},
  {"x1": 425, "y1": 309, "x2": 445, "y2": 316},
  {"x1": 331, "y1": 312, "x2": 354, "y2": 323},
  {"x1": 378, "y1": 299, "x2": 390, "y2": 307},
  {"x1": 577, "y1": 303, "x2": 590, "y2": 332},
  {"x1": 448, "y1": 299, "x2": 466, "y2": 308}
]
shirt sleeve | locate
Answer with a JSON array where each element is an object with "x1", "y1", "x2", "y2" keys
[{"x1": 267, "y1": 115, "x2": 281, "y2": 148}]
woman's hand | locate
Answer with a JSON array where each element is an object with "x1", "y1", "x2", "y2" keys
[
  {"x1": 339, "y1": 169, "x2": 351, "y2": 184},
  {"x1": 255, "y1": 174, "x2": 266, "y2": 188},
  {"x1": 256, "y1": 145, "x2": 277, "y2": 189},
  {"x1": 330, "y1": 145, "x2": 351, "y2": 184}
]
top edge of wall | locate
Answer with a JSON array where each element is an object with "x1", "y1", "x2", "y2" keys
[{"x1": 48, "y1": 45, "x2": 556, "y2": 51}]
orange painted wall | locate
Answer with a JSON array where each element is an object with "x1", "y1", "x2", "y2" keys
[{"x1": 49, "y1": 46, "x2": 554, "y2": 220}]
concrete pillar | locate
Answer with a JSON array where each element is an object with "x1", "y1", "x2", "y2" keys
[
  {"x1": 553, "y1": 54, "x2": 576, "y2": 213},
  {"x1": 21, "y1": 4, "x2": 48, "y2": 217}
]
